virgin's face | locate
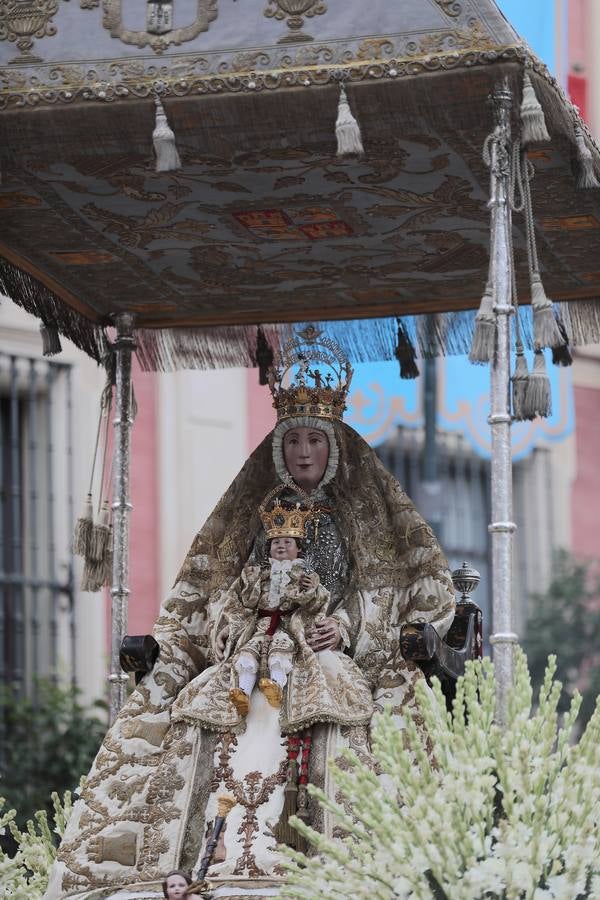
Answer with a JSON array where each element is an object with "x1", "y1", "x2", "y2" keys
[
  {"x1": 282, "y1": 426, "x2": 329, "y2": 491},
  {"x1": 165, "y1": 875, "x2": 189, "y2": 899}
]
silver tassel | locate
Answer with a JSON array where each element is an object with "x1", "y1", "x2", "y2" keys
[
  {"x1": 73, "y1": 493, "x2": 94, "y2": 557},
  {"x1": 90, "y1": 498, "x2": 111, "y2": 562},
  {"x1": 469, "y1": 282, "x2": 495, "y2": 364},
  {"x1": 520, "y1": 72, "x2": 550, "y2": 145},
  {"x1": 81, "y1": 557, "x2": 105, "y2": 593},
  {"x1": 81, "y1": 526, "x2": 112, "y2": 593},
  {"x1": 153, "y1": 97, "x2": 181, "y2": 173},
  {"x1": 523, "y1": 349, "x2": 552, "y2": 420},
  {"x1": 511, "y1": 352, "x2": 533, "y2": 422},
  {"x1": 336, "y1": 86, "x2": 364, "y2": 158},
  {"x1": 530, "y1": 274, "x2": 563, "y2": 349}
]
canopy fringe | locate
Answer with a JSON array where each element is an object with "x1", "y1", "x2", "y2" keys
[
  {"x1": 0, "y1": 256, "x2": 106, "y2": 363},
  {"x1": 136, "y1": 308, "x2": 548, "y2": 372},
  {"x1": 133, "y1": 300, "x2": 600, "y2": 372}
]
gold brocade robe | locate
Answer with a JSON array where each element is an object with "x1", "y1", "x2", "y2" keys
[{"x1": 170, "y1": 562, "x2": 374, "y2": 733}]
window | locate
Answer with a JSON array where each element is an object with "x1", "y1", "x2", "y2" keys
[{"x1": 0, "y1": 353, "x2": 75, "y2": 694}]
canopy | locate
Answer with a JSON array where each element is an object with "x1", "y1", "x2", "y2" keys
[{"x1": 1, "y1": 0, "x2": 600, "y2": 367}]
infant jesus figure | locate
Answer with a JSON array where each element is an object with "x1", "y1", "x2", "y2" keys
[
  {"x1": 228, "y1": 527, "x2": 320, "y2": 717},
  {"x1": 171, "y1": 489, "x2": 373, "y2": 734},
  {"x1": 224, "y1": 492, "x2": 373, "y2": 732}
]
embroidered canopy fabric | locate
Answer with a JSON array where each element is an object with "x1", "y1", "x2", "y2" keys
[{"x1": 1, "y1": 0, "x2": 600, "y2": 367}]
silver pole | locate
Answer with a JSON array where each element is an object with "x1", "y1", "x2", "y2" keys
[
  {"x1": 108, "y1": 312, "x2": 136, "y2": 724},
  {"x1": 487, "y1": 81, "x2": 518, "y2": 727}
]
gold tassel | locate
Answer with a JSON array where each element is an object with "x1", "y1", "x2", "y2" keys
[
  {"x1": 520, "y1": 72, "x2": 550, "y2": 145},
  {"x1": 294, "y1": 782, "x2": 310, "y2": 853},
  {"x1": 273, "y1": 758, "x2": 299, "y2": 847},
  {"x1": 469, "y1": 282, "x2": 495, "y2": 364},
  {"x1": 296, "y1": 783, "x2": 310, "y2": 825}
]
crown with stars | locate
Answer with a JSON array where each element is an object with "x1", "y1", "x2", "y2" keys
[
  {"x1": 267, "y1": 325, "x2": 353, "y2": 422},
  {"x1": 259, "y1": 484, "x2": 314, "y2": 540}
]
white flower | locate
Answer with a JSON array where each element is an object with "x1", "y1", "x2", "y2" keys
[{"x1": 282, "y1": 651, "x2": 600, "y2": 900}]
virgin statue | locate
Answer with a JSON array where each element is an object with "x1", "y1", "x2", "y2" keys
[{"x1": 46, "y1": 330, "x2": 455, "y2": 899}]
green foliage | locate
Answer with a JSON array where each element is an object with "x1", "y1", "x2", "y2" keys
[
  {"x1": 524, "y1": 550, "x2": 600, "y2": 726},
  {"x1": 282, "y1": 651, "x2": 600, "y2": 900},
  {"x1": 0, "y1": 679, "x2": 106, "y2": 831},
  {"x1": 0, "y1": 789, "x2": 74, "y2": 898}
]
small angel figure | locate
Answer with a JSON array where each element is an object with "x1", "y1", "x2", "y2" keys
[{"x1": 307, "y1": 367, "x2": 323, "y2": 389}]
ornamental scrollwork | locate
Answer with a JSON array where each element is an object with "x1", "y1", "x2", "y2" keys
[
  {"x1": 101, "y1": 0, "x2": 217, "y2": 54},
  {"x1": 0, "y1": 43, "x2": 528, "y2": 111},
  {"x1": 433, "y1": 0, "x2": 462, "y2": 16},
  {"x1": 264, "y1": 0, "x2": 327, "y2": 44},
  {"x1": 0, "y1": 0, "x2": 60, "y2": 64}
]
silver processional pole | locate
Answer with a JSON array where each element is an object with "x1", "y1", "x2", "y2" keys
[
  {"x1": 108, "y1": 312, "x2": 136, "y2": 725},
  {"x1": 487, "y1": 82, "x2": 519, "y2": 727}
]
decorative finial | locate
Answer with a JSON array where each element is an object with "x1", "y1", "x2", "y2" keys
[{"x1": 451, "y1": 562, "x2": 481, "y2": 603}]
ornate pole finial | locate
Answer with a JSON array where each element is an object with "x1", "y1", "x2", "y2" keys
[{"x1": 451, "y1": 562, "x2": 481, "y2": 604}]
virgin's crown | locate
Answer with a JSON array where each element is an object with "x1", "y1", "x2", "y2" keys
[{"x1": 268, "y1": 326, "x2": 353, "y2": 421}]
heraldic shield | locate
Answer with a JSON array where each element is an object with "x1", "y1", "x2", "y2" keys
[{"x1": 102, "y1": 0, "x2": 218, "y2": 53}]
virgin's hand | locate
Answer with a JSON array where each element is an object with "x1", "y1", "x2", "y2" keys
[
  {"x1": 215, "y1": 626, "x2": 229, "y2": 662},
  {"x1": 306, "y1": 617, "x2": 341, "y2": 652}
]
